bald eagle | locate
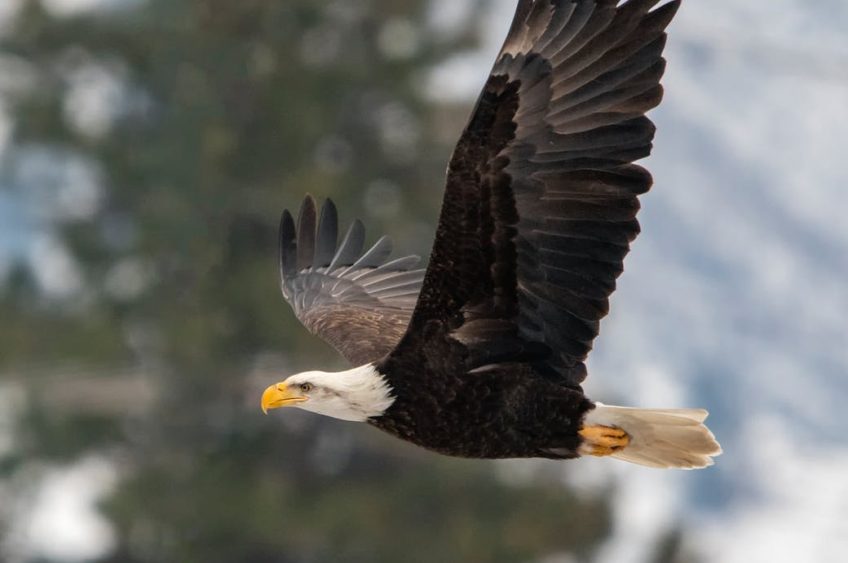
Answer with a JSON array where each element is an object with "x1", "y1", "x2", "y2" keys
[{"x1": 262, "y1": 0, "x2": 721, "y2": 468}]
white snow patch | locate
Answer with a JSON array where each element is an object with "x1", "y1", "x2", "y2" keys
[
  {"x1": 4, "y1": 456, "x2": 118, "y2": 562},
  {"x1": 62, "y1": 58, "x2": 129, "y2": 139},
  {"x1": 28, "y1": 234, "x2": 84, "y2": 298},
  {"x1": 41, "y1": 0, "x2": 142, "y2": 18},
  {"x1": 695, "y1": 417, "x2": 848, "y2": 563},
  {"x1": 103, "y1": 257, "x2": 153, "y2": 301}
]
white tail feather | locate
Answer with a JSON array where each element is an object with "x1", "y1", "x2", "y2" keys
[{"x1": 583, "y1": 403, "x2": 722, "y2": 469}]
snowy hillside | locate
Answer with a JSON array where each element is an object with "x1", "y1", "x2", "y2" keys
[
  {"x1": 432, "y1": 1, "x2": 848, "y2": 561},
  {"x1": 574, "y1": 2, "x2": 848, "y2": 561}
]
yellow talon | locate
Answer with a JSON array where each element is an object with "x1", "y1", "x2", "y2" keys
[{"x1": 578, "y1": 424, "x2": 630, "y2": 457}]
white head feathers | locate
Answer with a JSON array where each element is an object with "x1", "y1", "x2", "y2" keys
[{"x1": 280, "y1": 364, "x2": 395, "y2": 422}]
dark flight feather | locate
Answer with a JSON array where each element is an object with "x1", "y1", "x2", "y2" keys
[
  {"x1": 314, "y1": 199, "x2": 338, "y2": 267},
  {"x1": 387, "y1": 0, "x2": 680, "y2": 391}
]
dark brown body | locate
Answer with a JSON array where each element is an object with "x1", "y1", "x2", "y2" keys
[
  {"x1": 371, "y1": 368, "x2": 592, "y2": 459},
  {"x1": 371, "y1": 322, "x2": 594, "y2": 459}
]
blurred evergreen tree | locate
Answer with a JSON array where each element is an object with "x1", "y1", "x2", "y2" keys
[{"x1": 0, "y1": 1, "x2": 614, "y2": 561}]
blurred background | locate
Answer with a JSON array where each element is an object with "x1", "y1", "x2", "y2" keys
[{"x1": 0, "y1": 0, "x2": 846, "y2": 562}]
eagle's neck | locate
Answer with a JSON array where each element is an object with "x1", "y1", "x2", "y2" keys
[{"x1": 298, "y1": 363, "x2": 395, "y2": 422}]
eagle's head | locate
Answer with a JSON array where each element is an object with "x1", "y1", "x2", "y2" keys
[{"x1": 261, "y1": 364, "x2": 394, "y2": 422}]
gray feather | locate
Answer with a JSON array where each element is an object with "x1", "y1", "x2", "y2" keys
[{"x1": 276, "y1": 199, "x2": 424, "y2": 365}]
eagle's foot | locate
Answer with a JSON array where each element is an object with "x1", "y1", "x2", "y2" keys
[{"x1": 578, "y1": 425, "x2": 630, "y2": 457}]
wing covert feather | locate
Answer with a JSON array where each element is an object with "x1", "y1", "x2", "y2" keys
[{"x1": 278, "y1": 196, "x2": 425, "y2": 365}]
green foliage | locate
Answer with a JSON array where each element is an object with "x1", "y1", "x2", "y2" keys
[
  {"x1": 1, "y1": 1, "x2": 614, "y2": 561},
  {"x1": 103, "y1": 439, "x2": 610, "y2": 563}
]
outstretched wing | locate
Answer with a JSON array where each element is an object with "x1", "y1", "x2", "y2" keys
[
  {"x1": 279, "y1": 196, "x2": 425, "y2": 365},
  {"x1": 391, "y1": 0, "x2": 680, "y2": 387}
]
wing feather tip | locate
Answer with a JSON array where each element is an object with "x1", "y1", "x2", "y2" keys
[
  {"x1": 279, "y1": 209, "x2": 297, "y2": 281},
  {"x1": 315, "y1": 197, "x2": 339, "y2": 267}
]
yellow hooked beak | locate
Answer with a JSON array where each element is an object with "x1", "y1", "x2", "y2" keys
[{"x1": 261, "y1": 382, "x2": 308, "y2": 414}]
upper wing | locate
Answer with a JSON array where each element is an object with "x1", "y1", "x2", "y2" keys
[
  {"x1": 391, "y1": 0, "x2": 680, "y2": 387},
  {"x1": 279, "y1": 196, "x2": 425, "y2": 365}
]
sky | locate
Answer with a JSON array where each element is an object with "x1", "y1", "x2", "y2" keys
[{"x1": 2, "y1": 1, "x2": 848, "y2": 562}]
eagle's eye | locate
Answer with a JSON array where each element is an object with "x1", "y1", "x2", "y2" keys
[{"x1": 299, "y1": 383, "x2": 313, "y2": 393}]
